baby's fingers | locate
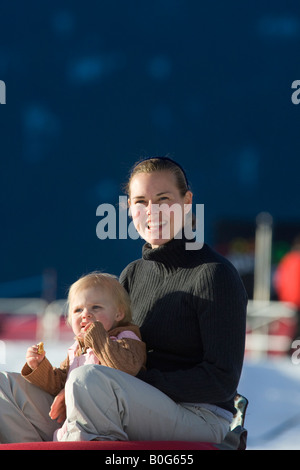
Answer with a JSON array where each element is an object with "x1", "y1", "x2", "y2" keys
[{"x1": 26, "y1": 345, "x2": 37, "y2": 356}]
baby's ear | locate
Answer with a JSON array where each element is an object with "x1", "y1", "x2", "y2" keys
[{"x1": 116, "y1": 310, "x2": 125, "y2": 322}]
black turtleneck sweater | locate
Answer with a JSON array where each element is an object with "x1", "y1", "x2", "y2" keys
[{"x1": 119, "y1": 237, "x2": 247, "y2": 414}]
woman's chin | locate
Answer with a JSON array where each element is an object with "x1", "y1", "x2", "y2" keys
[
  {"x1": 142, "y1": 226, "x2": 173, "y2": 247},
  {"x1": 147, "y1": 237, "x2": 172, "y2": 248}
]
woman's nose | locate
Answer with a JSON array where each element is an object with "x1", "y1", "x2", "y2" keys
[
  {"x1": 146, "y1": 200, "x2": 159, "y2": 215},
  {"x1": 146, "y1": 200, "x2": 152, "y2": 215}
]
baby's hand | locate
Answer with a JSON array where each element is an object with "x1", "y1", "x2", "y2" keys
[
  {"x1": 76, "y1": 321, "x2": 93, "y2": 340},
  {"x1": 26, "y1": 343, "x2": 46, "y2": 370}
]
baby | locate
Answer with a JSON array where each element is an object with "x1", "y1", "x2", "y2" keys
[{"x1": 22, "y1": 272, "x2": 146, "y2": 440}]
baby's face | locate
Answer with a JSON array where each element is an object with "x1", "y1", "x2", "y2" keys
[{"x1": 70, "y1": 286, "x2": 124, "y2": 336}]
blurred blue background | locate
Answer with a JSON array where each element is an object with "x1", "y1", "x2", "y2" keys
[{"x1": 0, "y1": 0, "x2": 300, "y2": 299}]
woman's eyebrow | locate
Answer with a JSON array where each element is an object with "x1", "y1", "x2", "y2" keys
[
  {"x1": 132, "y1": 191, "x2": 172, "y2": 200},
  {"x1": 156, "y1": 191, "x2": 172, "y2": 196}
]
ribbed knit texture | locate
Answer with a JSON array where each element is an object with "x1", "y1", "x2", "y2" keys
[{"x1": 120, "y1": 236, "x2": 248, "y2": 414}]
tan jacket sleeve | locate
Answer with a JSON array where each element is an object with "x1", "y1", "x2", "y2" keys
[
  {"x1": 84, "y1": 322, "x2": 147, "y2": 376},
  {"x1": 21, "y1": 356, "x2": 69, "y2": 396}
]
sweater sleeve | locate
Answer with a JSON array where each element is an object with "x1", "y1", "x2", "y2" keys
[
  {"x1": 137, "y1": 263, "x2": 247, "y2": 406},
  {"x1": 84, "y1": 322, "x2": 147, "y2": 376},
  {"x1": 21, "y1": 356, "x2": 68, "y2": 396}
]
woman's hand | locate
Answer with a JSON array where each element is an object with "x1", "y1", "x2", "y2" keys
[
  {"x1": 49, "y1": 388, "x2": 66, "y2": 423},
  {"x1": 26, "y1": 344, "x2": 45, "y2": 370}
]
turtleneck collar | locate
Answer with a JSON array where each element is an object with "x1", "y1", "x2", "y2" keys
[{"x1": 142, "y1": 233, "x2": 206, "y2": 269}]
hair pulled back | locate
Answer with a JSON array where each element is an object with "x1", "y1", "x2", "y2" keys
[{"x1": 125, "y1": 156, "x2": 190, "y2": 198}]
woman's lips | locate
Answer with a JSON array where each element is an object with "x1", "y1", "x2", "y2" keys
[{"x1": 146, "y1": 221, "x2": 168, "y2": 230}]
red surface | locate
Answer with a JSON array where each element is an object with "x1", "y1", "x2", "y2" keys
[
  {"x1": 0, "y1": 314, "x2": 38, "y2": 340},
  {"x1": 0, "y1": 315, "x2": 73, "y2": 341},
  {"x1": 0, "y1": 440, "x2": 217, "y2": 450},
  {"x1": 275, "y1": 251, "x2": 300, "y2": 308}
]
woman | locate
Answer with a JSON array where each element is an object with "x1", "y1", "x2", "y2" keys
[
  {"x1": 0, "y1": 156, "x2": 247, "y2": 444},
  {"x1": 57, "y1": 156, "x2": 247, "y2": 443}
]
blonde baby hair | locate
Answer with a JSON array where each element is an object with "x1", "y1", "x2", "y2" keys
[{"x1": 67, "y1": 271, "x2": 132, "y2": 326}]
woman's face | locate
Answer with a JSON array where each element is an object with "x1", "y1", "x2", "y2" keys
[{"x1": 128, "y1": 170, "x2": 192, "y2": 248}]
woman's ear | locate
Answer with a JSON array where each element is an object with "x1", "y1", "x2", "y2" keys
[
  {"x1": 184, "y1": 190, "x2": 193, "y2": 205},
  {"x1": 183, "y1": 191, "x2": 193, "y2": 215},
  {"x1": 127, "y1": 198, "x2": 132, "y2": 218}
]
